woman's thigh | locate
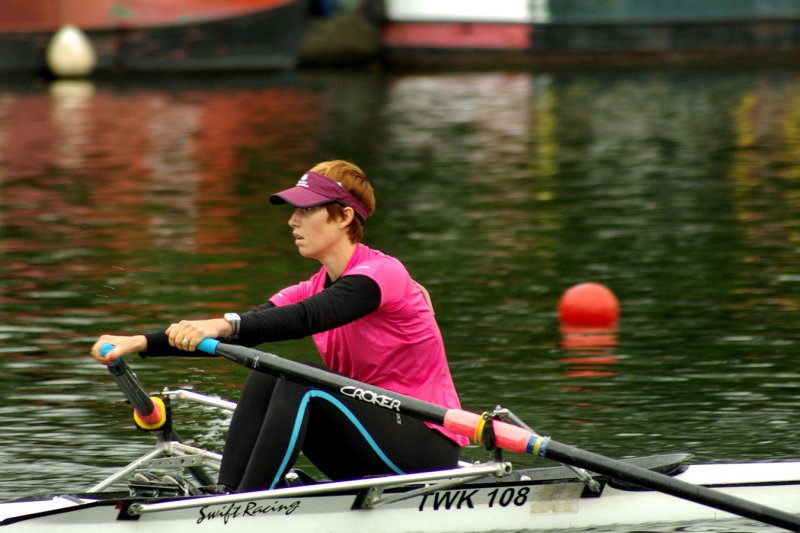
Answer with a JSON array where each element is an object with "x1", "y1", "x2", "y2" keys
[{"x1": 302, "y1": 391, "x2": 460, "y2": 480}]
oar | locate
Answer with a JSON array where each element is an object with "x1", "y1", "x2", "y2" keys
[
  {"x1": 101, "y1": 344, "x2": 168, "y2": 431},
  {"x1": 197, "y1": 339, "x2": 800, "y2": 531},
  {"x1": 100, "y1": 344, "x2": 218, "y2": 487}
]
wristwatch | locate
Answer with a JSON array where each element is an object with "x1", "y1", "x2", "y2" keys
[{"x1": 223, "y1": 312, "x2": 241, "y2": 340}]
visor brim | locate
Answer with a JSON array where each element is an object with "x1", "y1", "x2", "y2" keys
[{"x1": 269, "y1": 188, "x2": 334, "y2": 209}]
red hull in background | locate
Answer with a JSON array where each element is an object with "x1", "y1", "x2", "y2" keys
[{"x1": 0, "y1": 0, "x2": 310, "y2": 75}]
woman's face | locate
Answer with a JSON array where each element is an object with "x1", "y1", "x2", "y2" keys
[{"x1": 288, "y1": 206, "x2": 346, "y2": 260}]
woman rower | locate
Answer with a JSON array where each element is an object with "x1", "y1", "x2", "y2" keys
[{"x1": 90, "y1": 159, "x2": 468, "y2": 492}]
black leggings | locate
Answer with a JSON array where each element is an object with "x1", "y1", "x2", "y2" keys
[{"x1": 218, "y1": 370, "x2": 461, "y2": 491}]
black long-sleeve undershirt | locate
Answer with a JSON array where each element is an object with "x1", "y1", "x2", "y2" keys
[{"x1": 141, "y1": 275, "x2": 381, "y2": 357}]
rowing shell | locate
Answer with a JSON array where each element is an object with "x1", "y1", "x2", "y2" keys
[
  {"x1": 3, "y1": 342, "x2": 800, "y2": 532},
  {"x1": 2, "y1": 454, "x2": 800, "y2": 532}
]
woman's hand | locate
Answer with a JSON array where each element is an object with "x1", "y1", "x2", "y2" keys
[
  {"x1": 166, "y1": 319, "x2": 231, "y2": 352},
  {"x1": 90, "y1": 334, "x2": 147, "y2": 365}
]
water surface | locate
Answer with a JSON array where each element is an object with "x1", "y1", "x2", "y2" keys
[{"x1": 0, "y1": 67, "x2": 798, "y2": 531}]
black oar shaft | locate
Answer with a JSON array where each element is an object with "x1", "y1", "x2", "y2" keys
[
  {"x1": 206, "y1": 341, "x2": 449, "y2": 423},
  {"x1": 107, "y1": 358, "x2": 155, "y2": 417},
  {"x1": 101, "y1": 344, "x2": 167, "y2": 431}
]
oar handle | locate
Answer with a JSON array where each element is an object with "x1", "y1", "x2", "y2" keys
[
  {"x1": 101, "y1": 344, "x2": 166, "y2": 430},
  {"x1": 197, "y1": 338, "x2": 219, "y2": 354}
]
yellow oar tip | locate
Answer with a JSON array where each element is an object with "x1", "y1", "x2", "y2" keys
[{"x1": 133, "y1": 397, "x2": 167, "y2": 431}]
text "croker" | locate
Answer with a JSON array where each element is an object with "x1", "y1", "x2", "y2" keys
[{"x1": 340, "y1": 386, "x2": 401, "y2": 411}]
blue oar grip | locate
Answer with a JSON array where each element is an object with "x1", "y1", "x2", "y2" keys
[
  {"x1": 100, "y1": 343, "x2": 120, "y2": 365},
  {"x1": 197, "y1": 338, "x2": 219, "y2": 355}
]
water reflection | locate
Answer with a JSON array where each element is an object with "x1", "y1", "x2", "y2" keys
[
  {"x1": 559, "y1": 326, "x2": 619, "y2": 379},
  {"x1": 0, "y1": 68, "x2": 798, "y2": 529},
  {"x1": 375, "y1": 67, "x2": 800, "y2": 466},
  {"x1": 0, "y1": 76, "x2": 328, "y2": 497},
  {"x1": 731, "y1": 79, "x2": 800, "y2": 325}
]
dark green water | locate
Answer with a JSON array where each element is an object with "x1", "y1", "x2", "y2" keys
[{"x1": 0, "y1": 66, "x2": 798, "y2": 530}]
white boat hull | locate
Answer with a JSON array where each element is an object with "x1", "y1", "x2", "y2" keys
[
  {"x1": 4, "y1": 460, "x2": 800, "y2": 532},
  {"x1": 5, "y1": 376, "x2": 798, "y2": 532}
]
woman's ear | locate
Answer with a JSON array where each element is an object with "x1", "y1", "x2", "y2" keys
[{"x1": 339, "y1": 206, "x2": 356, "y2": 227}]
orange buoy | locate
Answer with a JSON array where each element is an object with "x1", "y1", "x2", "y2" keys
[{"x1": 558, "y1": 282, "x2": 620, "y2": 329}]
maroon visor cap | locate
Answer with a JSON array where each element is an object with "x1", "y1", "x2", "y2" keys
[{"x1": 269, "y1": 171, "x2": 369, "y2": 224}]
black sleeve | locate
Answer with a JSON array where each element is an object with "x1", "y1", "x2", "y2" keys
[
  {"x1": 140, "y1": 275, "x2": 381, "y2": 357},
  {"x1": 238, "y1": 274, "x2": 381, "y2": 344}
]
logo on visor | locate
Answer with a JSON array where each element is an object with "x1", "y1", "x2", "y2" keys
[{"x1": 296, "y1": 174, "x2": 309, "y2": 188}]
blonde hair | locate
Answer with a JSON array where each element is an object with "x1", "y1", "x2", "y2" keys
[{"x1": 309, "y1": 160, "x2": 375, "y2": 243}]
